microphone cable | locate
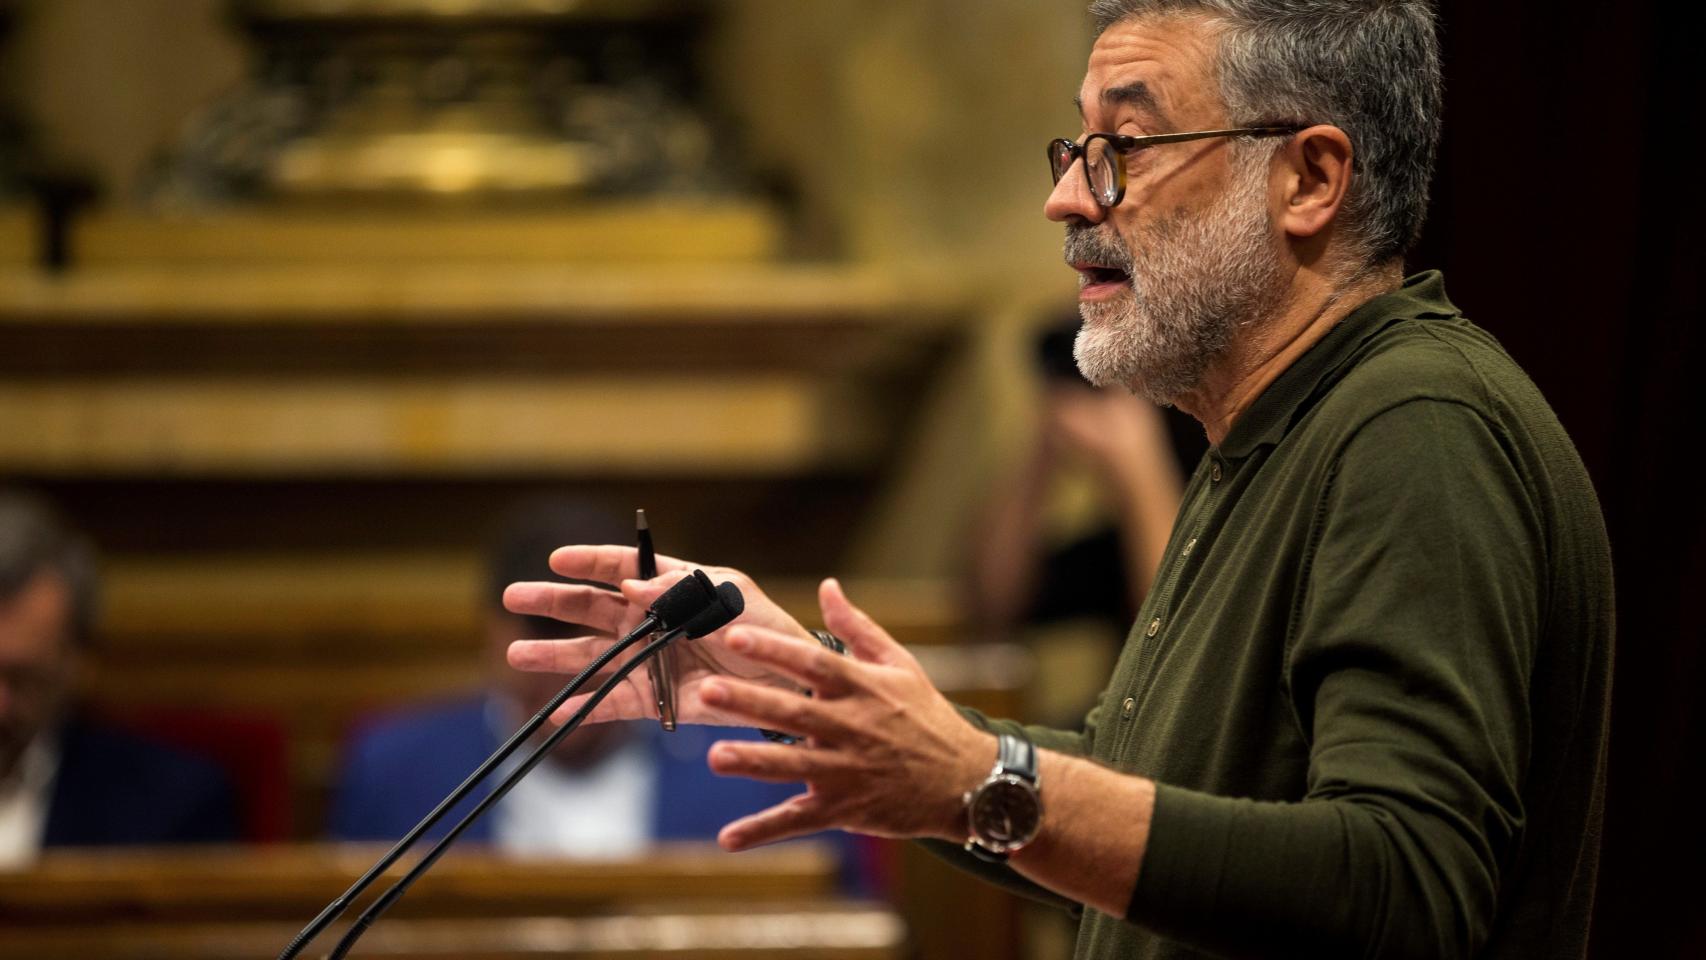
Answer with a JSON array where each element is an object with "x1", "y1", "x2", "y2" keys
[
  {"x1": 324, "y1": 627, "x2": 682, "y2": 959},
  {"x1": 326, "y1": 579, "x2": 744, "y2": 958},
  {"x1": 275, "y1": 626, "x2": 643, "y2": 960},
  {"x1": 276, "y1": 571, "x2": 722, "y2": 960}
]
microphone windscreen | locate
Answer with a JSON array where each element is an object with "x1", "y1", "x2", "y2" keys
[
  {"x1": 648, "y1": 569, "x2": 717, "y2": 630},
  {"x1": 682, "y1": 581, "x2": 745, "y2": 639}
]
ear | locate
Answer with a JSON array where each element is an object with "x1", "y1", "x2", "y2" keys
[{"x1": 1275, "y1": 124, "x2": 1355, "y2": 241}]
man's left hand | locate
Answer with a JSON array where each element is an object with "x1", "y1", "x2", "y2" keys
[{"x1": 703, "y1": 577, "x2": 995, "y2": 851}]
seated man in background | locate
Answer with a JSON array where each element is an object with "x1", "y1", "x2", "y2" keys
[
  {"x1": 330, "y1": 500, "x2": 805, "y2": 856},
  {"x1": 0, "y1": 489, "x2": 238, "y2": 868}
]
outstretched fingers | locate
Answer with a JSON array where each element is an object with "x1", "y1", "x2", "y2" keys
[
  {"x1": 508, "y1": 635, "x2": 615, "y2": 676},
  {"x1": 503, "y1": 581, "x2": 631, "y2": 635},
  {"x1": 547, "y1": 544, "x2": 690, "y2": 584},
  {"x1": 543, "y1": 680, "x2": 654, "y2": 726},
  {"x1": 724, "y1": 626, "x2": 856, "y2": 697},
  {"x1": 717, "y1": 793, "x2": 832, "y2": 851},
  {"x1": 617, "y1": 569, "x2": 690, "y2": 609},
  {"x1": 698, "y1": 675, "x2": 850, "y2": 742},
  {"x1": 707, "y1": 739, "x2": 830, "y2": 783},
  {"x1": 818, "y1": 578, "x2": 908, "y2": 666}
]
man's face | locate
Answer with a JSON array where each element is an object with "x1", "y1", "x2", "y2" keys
[
  {"x1": 0, "y1": 573, "x2": 76, "y2": 778},
  {"x1": 1046, "y1": 16, "x2": 1288, "y2": 403}
]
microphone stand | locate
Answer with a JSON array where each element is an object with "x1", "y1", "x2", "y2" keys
[
  {"x1": 275, "y1": 625, "x2": 649, "y2": 960},
  {"x1": 323, "y1": 629, "x2": 681, "y2": 959}
]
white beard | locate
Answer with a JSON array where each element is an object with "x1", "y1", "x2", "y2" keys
[{"x1": 1071, "y1": 158, "x2": 1286, "y2": 405}]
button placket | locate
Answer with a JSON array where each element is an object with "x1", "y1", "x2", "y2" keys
[{"x1": 1114, "y1": 457, "x2": 1219, "y2": 739}]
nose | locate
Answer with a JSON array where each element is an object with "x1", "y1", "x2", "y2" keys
[{"x1": 1045, "y1": 158, "x2": 1106, "y2": 225}]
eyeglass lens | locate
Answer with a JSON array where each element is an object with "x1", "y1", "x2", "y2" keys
[
  {"x1": 1048, "y1": 137, "x2": 1120, "y2": 206},
  {"x1": 1048, "y1": 140, "x2": 1075, "y2": 184},
  {"x1": 1084, "y1": 137, "x2": 1118, "y2": 204}
]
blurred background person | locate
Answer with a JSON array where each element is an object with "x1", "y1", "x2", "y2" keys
[
  {"x1": 0, "y1": 488, "x2": 237, "y2": 868},
  {"x1": 965, "y1": 317, "x2": 1192, "y2": 722},
  {"x1": 329, "y1": 499, "x2": 808, "y2": 857}
]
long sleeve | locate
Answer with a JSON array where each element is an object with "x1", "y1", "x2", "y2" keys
[
  {"x1": 1125, "y1": 398, "x2": 1540, "y2": 959},
  {"x1": 917, "y1": 701, "x2": 1107, "y2": 913}
]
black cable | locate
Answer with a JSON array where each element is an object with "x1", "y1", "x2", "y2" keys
[
  {"x1": 274, "y1": 627, "x2": 644, "y2": 960},
  {"x1": 324, "y1": 629, "x2": 678, "y2": 959}
]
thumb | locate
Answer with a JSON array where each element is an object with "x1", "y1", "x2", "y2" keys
[
  {"x1": 819, "y1": 578, "x2": 905, "y2": 665},
  {"x1": 619, "y1": 569, "x2": 688, "y2": 608}
]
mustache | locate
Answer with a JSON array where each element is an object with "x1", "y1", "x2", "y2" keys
[{"x1": 1063, "y1": 223, "x2": 1133, "y2": 273}]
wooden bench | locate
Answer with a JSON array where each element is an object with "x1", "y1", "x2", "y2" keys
[{"x1": 0, "y1": 843, "x2": 908, "y2": 959}]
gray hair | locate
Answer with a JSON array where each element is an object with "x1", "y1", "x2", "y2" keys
[
  {"x1": 0, "y1": 490, "x2": 100, "y2": 646},
  {"x1": 1088, "y1": 0, "x2": 1442, "y2": 266}
]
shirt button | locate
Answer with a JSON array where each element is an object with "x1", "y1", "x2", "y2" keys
[
  {"x1": 1121, "y1": 697, "x2": 1136, "y2": 719},
  {"x1": 1146, "y1": 617, "x2": 1161, "y2": 638},
  {"x1": 1211, "y1": 463, "x2": 1223, "y2": 482},
  {"x1": 1182, "y1": 537, "x2": 1197, "y2": 557}
]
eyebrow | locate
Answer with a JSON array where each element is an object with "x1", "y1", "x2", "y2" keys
[{"x1": 1074, "y1": 81, "x2": 1172, "y2": 131}]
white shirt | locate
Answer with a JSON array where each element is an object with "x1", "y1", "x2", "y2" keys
[
  {"x1": 487, "y1": 703, "x2": 656, "y2": 858},
  {"x1": 0, "y1": 733, "x2": 58, "y2": 870}
]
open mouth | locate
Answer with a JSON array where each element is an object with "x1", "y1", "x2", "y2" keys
[{"x1": 1073, "y1": 262, "x2": 1133, "y2": 294}]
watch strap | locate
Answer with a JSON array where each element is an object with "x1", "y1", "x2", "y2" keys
[
  {"x1": 997, "y1": 730, "x2": 1038, "y2": 784},
  {"x1": 965, "y1": 836, "x2": 1010, "y2": 863}
]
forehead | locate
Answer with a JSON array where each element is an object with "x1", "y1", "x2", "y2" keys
[{"x1": 1078, "y1": 16, "x2": 1225, "y2": 129}]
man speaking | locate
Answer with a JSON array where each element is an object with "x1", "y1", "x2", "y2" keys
[{"x1": 505, "y1": 2, "x2": 1614, "y2": 957}]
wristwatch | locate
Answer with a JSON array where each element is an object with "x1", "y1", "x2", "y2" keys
[{"x1": 963, "y1": 732, "x2": 1043, "y2": 862}]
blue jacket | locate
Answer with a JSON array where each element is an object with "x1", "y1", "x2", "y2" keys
[
  {"x1": 329, "y1": 697, "x2": 804, "y2": 846},
  {"x1": 44, "y1": 716, "x2": 239, "y2": 847}
]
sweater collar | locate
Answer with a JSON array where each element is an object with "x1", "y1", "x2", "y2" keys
[{"x1": 1213, "y1": 270, "x2": 1459, "y2": 461}]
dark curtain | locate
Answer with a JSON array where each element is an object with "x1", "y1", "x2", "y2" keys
[{"x1": 1412, "y1": 2, "x2": 1704, "y2": 956}]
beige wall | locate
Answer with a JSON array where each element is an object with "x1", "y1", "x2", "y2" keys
[
  {"x1": 708, "y1": 2, "x2": 1093, "y2": 575},
  {"x1": 712, "y1": 0, "x2": 1092, "y2": 278},
  {"x1": 3, "y1": 0, "x2": 245, "y2": 200},
  {"x1": 1, "y1": 0, "x2": 1098, "y2": 579}
]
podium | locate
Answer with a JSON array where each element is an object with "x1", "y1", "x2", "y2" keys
[{"x1": 0, "y1": 843, "x2": 905, "y2": 960}]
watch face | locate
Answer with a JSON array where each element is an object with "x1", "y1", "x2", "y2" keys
[{"x1": 970, "y1": 774, "x2": 1041, "y2": 849}]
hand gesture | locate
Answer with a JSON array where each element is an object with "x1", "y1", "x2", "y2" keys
[
  {"x1": 504, "y1": 545, "x2": 819, "y2": 727},
  {"x1": 702, "y1": 579, "x2": 993, "y2": 850}
]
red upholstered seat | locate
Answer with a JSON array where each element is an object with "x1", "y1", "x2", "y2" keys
[{"x1": 102, "y1": 706, "x2": 292, "y2": 844}]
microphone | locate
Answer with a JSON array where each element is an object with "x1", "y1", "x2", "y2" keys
[
  {"x1": 632, "y1": 568, "x2": 719, "y2": 641},
  {"x1": 276, "y1": 569, "x2": 725, "y2": 960},
  {"x1": 321, "y1": 584, "x2": 747, "y2": 959},
  {"x1": 679, "y1": 581, "x2": 745, "y2": 639}
]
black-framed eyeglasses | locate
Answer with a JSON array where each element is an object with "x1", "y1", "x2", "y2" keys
[{"x1": 1048, "y1": 126, "x2": 1302, "y2": 208}]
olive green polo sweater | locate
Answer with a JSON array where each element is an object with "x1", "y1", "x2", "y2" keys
[{"x1": 950, "y1": 272, "x2": 1614, "y2": 959}]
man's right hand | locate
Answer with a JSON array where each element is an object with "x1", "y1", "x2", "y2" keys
[{"x1": 503, "y1": 545, "x2": 819, "y2": 728}]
